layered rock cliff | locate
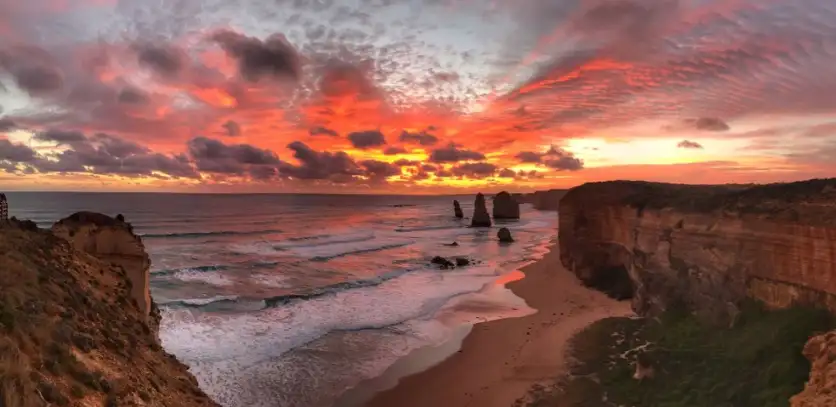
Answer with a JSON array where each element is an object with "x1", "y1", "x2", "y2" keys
[
  {"x1": 0, "y1": 215, "x2": 217, "y2": 406},
  {"x1": 558, "y1": 178, "x2": 836, "y2": 406},
  {"x1": 517, "y1": 189, "x2": 567, "y2": 210}
]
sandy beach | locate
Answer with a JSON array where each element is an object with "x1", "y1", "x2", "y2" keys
[{"x1": 357, "y1": 243, "x2": 633, "y2": 407}]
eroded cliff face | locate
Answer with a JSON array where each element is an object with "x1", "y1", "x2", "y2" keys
[
  {"x1": 558, "y1": 179, "x2": 836, "y2": 406},
  {"x1": 0, "y1": 215, "x2": 217, "y2": 406},
  {"x1": 51, "y1": 212, "x2": 160, "y2": 332}
]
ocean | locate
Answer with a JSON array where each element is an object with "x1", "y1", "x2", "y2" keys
[{"x1": 5, "y1": 192, "x2": 557, "y2": 407}]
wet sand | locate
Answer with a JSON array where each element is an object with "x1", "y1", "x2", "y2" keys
[{"x1": 359, "y1": 243, "x2": 633, "y2": 407}]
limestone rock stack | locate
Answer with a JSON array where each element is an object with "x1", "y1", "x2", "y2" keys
[
  {"x1": 453, "y1": 200, "x2": 464, "y2": 218},
  {"x1": 497, "y1": 227, "x2": 514, "y2": 243},
  {"x1": 492, "y1": 191, "x2": 520, "y2": 219},
  {"x1": 51, "y1": 211, "x2": 159, "y2": 332},
  {"x1": 471, "y1": 193, "x2": 492, "y2": 227}
]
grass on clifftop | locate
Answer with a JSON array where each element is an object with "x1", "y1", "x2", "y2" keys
[{"x1": 524, "y1": 302, "x2": 833, "y2": 407}]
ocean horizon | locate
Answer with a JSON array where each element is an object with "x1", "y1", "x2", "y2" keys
[{"x1": 5, "y1": 191, "x2": 556, "y2": 407}]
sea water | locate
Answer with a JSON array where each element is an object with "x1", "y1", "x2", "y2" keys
[{"x1": 7, "y1": 192, "x2": 557, "y2": 407}]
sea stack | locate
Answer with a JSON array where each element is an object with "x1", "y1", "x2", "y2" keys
[
  {"x1": 51, "y1": 211, "x2": 159, "y2": 333},
  {"x1": 498, "y1": 227, "x2": 514, "y2": 243},
  {"x1": 453, "y1": 200, "x2": 464, "y2": 218},
  {"x1": 471, "y1": 193, "x2": 492, "y2": 227},
  {"x1": 492, "y1": 191, "x2": 520, "y2": 219}
]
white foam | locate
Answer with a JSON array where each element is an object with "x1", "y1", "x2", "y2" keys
[
  {"x1": 253, "y1": 273, "x2": 294, "y2": 289},
  {"x1": 159, "y1": 265, "x2": 502, "y2": 407},
  {"x1": 173, "y1": 268, "x2": 235, "y2": 287}
]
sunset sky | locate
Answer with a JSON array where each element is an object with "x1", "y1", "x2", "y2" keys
[{"x1": 1, "y1": 0, "x2": 835, "y2": 193}]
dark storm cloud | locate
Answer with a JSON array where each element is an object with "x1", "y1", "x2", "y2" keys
[
  {"x1": 187, "y1": 136, "x2": 282, "y2": 175},
  {"x1": 677, "y1": 140, "x2": 704, "y2": 149},
  {"x1": 0, "y1": 118, "x2": 17, "y2": 132},
  {"x1": 134, "y1": 43, "x2": 185, "y2": 77},
  {"x1": 399, "y1": 130, "x2": 439, "y2": 146},
  {"x1": 693, "y1": 117, "x2": 730, "y2": 132},
  {"x1": 0, "y1": 45, "x2": 64, "y2": 95},
  {"x1": 33, "y1": 129, "x2": 87, "y2": 144},
  {"x1": 222, "y1": 120, "x2": 242, "y2": 137},
  {"x1": 348, "y1": 130, "x2": 386, "y2": 149},
  {"x1": 451, "y1": 162, "x2": 498, "y2": 177},
  {"x1": 394, "y1": 159, "x2": 419, "y2": 167},
  {"x1": 514, "y1": 151, "x2": 544, "y2": 163},
  {"x1": 429, "y1": 144, "x2": 485, "y2": 163},
  {"x1": 281, "y1": 141, "x2": 363, "y2": 180},
  {"x1": 210, "y1": 30, "x2": 302, "y2": 82},
  {"x1": 498, "y1": 168, "x2": 517, "y2": 178},
  {"x1": 309, "y1": 126, "x2": 339, "y2": 137},
  {"x1": 383, "y1": 146, "x2": 407, "y2": 155},
  {"x1": 117, "y1": 87, "x2": 150, "y2": 104},
  {"x1": 360, "y1": 160, "x2": 401, "y2": 178},
  {"x1": 16, "y1": 131, "x2": 198, "y2": 178},
  {"x1": 0, "y1": 139, "x2": 37, "y2": 162},
  {"x1": 514, "y1": 146, "x2": 584, "y2": 171}
]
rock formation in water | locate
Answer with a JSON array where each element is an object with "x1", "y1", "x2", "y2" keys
[
  {"x1": 0, "y1": 215, "x2": 218, "y2": 406},
  {"x1": 497, "y1": 227, "x2": 514, "y2": 243},
  {"x1": 492, "y1": 191, "x2": 520, "y2": 219},
  {"x1": 51, "y1": 211, "x2": 160, "y2": 334},
  {"x1": 471, "y1": 193, "x2": 492, "y2": 227},
  {"x1": 558, "y1": 178, "x2": 836, "y2": 406},
  {"x1": 453, "y1": 200, "x2": 464, "y2": 218}
]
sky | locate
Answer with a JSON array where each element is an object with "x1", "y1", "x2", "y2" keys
[{"x1": 1, "y1": 0, "x2": 835, "y2": 194}]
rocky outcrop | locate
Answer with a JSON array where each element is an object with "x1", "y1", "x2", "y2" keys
[
  {"x1": 0, "y1": 217, "x2": 218, "y2": 406},
  {"x1": 559, "y1": 179, "x2": 836, "y2": 407},
  {"x1": 792, "y1": 331, "x2": 836, "y2": 407},
  {"x1": 492, "y1": 191, "x2": 520, "y2": 219},
  {"x1": 517, "y1": 189, "x2": 567, "y2": 210},
  {"x1": 453, "y1": 200, "x2": 464, "y2": 218},
  {"x1": 498, "y1": 227, "x2": 514, "y2": 243},
  {"x1": 471, "y1": 193, "x2": 491, "y2": 227},
  {"x1": 51, "y1": 212, "x2": 159, "y2": 333}
]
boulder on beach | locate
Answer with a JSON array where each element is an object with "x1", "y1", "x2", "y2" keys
[
  {"x1": 471, "y1": 193, "x2": 492, "y2": 227},
  {"x1": 453, "y1": 200, "x2": 464, "y2": 218},
  {"x1": 492, "y1": 191, "x2": 520, "y2": 219},
  {"x1": 455, "y1": 257, "x2": 470, "y2": 267},
  {"x1": 498, "y1": 227, "x2": 514, "y2": 243}
]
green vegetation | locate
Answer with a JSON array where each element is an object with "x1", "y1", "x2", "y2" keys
[{"x1": 526, "y1": 302, "x2": 834, "y2": 407}]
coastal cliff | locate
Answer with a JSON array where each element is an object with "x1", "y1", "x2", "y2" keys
[
  {"x1": 558, "y1": 178, "x2": 836, "y2": 406},
  {"x1": 516, "y1": 189, "x2": 567, "y2": 211},
  {"x1": 0, "y1": 214, "x2": 217, "y2": 406}
]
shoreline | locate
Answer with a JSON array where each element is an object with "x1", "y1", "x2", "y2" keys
[{"x1": 344, "y1": 242, "x2": 633, "y2": 407}]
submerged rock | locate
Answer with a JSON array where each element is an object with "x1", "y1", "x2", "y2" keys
[
  {"x1": 498, "y1": 227, "x2": 514, "y2": 243},
  {"x1": 492, "y1": 191, "x2": 520, "y2": 219},
  {"x1": 431, "y1": 256, "x2": 455, "y2": 269},
  {"x1": 443, "y1": 241, "x2": 459, "y2": 247},
  {"x1": 471, "y1": 193, "x2": 492, "y2": 227},
  {"x1": 453, "y1": 200, "x2": 464, "y2": 218},
  {"x1": 455, "y1": 257, "x2": 471, "y2": 267}
]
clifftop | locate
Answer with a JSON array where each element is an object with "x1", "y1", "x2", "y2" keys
[
  {"x1": 563, "y1": 179, "x2": 836, "y2": 225},
  {"x1": 0, "y1": 218, "x2": 217, "y2": 406}
]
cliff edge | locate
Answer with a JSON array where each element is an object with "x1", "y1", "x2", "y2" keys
[
  {"x1": 0, "y1": 215, "x2": 217, "y2": 406},
  {"x1": 558, "y1": 178, "x2": 836, "y2": 407}
]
